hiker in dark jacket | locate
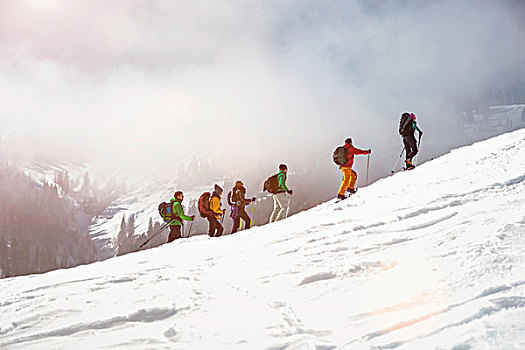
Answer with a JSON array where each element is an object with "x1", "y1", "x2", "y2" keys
[
  {"x1": 269, "y1": 164, "x2": 293, "y2": 223},
  {"x1": 399, "y1": 112, "x2": 423, "y2": 170},
  {"x1": 208, "y1": 184, "x2": 225, "y2": 237},
  {"x1": 168, "y1": 191, "x2": 195, "y2": 242},
  {"x1": 229, "y1": 180, "x2": 256, "y2": 234}
]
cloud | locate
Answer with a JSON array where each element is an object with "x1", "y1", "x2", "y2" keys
[{"x1": 0, "y1": 0, "x2": 523, "y2": 184}]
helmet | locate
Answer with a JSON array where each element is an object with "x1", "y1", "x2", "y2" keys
[{"x1": 410, "y1": 113, "x2": 416, "y2": 120}]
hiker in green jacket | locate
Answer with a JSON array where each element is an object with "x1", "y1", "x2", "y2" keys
[
  {"x1": 269, "y1": 164, "x2": 293, "y2": 223},
  {"x1": 168, "y1": 191, "x2": 195, "y2": 242}
]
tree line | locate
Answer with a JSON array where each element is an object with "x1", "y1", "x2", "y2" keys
[{"x1": 0, "y1": 162, "x2": 123, "y2": 278}]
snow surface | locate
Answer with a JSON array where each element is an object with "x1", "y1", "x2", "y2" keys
[{"x1": 1, "y1": 130, "x2": 524, "y2": 349}]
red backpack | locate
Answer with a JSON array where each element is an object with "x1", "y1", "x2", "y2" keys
[{"x1": 198, "y1": 192, "x2": 213, "y2": 218}]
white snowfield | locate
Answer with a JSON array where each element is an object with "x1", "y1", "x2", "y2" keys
[{"x1": 1, "y1": 130, "x2": 524, "y2": 350}]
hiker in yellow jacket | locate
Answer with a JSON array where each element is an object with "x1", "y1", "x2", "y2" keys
[{"x1": 208, "y1": 184, "x2": 225, "y2": 237}]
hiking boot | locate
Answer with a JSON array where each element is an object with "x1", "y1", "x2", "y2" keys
[
  {"x1": 337, "y1": 194, "x2": 347, "y2": 200},
  {"x1": 348, "y1": 188, "x2": 357, "y2": 194}
]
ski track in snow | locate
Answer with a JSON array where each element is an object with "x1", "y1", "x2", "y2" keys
[{"x1": 1, "y1": 130, "x2": 525, "y2": 349}]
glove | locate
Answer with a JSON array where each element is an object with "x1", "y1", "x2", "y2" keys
[
  {"x1": 288, "y1": 190, "x2": 293, "y2": 195},
  {"x1": 368, "y1": 149, "x2": 372, "y2": 154},
  {"x1": 251, "y1": 197, "x2": 256, "y2": 202},
  {"x1": 191, "y1": 215, "x2": 195, "y2": 221}
]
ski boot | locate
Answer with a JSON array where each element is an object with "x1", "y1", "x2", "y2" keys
[{"x1": 404, "y1": 159, "x2": 415, "y2": 170}]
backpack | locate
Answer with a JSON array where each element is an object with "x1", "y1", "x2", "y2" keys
[
  {"x1": 263, "y1": 174, "x2": 279, "y2": 193},
  {"x1": 198, "y1": 192, "x2": 213, "y2": 218},
  {"x1": 333, "y1": 146, "x2": 348, "y2": 166},
  {"x1": 399, "y1": 113, "x2": 414, "y2": 136},
  {"x1": 158, "y1": 201, "x2": 180, "y2": 223},
  {"x1": 231, "y1": 187, "x2": 245, "y2": 205}
]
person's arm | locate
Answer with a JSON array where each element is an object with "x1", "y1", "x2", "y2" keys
[
  {"x1": 278, "y1": 172, "x2": 289, "y2": 192},
  {"x1": 350, "y1": 146, "x2": 371, "y2": 155},
  {"x1": 413, "y1": 122, "x2": 423, "y2": 135},
  {"x1": 174, "y1": 202, "x2": 193, "y2": 221}
]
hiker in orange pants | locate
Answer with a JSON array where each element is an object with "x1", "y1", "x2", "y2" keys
[{"x1": 337, "y1": 138, "x2": 371, "y2": 200}]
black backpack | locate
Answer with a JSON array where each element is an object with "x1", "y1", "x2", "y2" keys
[
  {"x1": 263, "y1": 174, "x2": 279, "y2": 193},
  {"x1": 333, "y1": 146, "x2": 348, "y2": 166},
  {"x1": 399, "y1": 113, "x2": 414, "y2": 136}
]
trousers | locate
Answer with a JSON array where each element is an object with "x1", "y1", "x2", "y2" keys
[
  {"x1": 207, "y1": 215, "x2": 224, "y2": 237},
  {"x1": 167, "y1": 225, "x2": 182, "y2": 242},
  {"x1": 338, "y1": 167, "x2": 357, "y2": 196},
  {"x1": 270, "y1": 192, "x2": 290, "y2": 223},
  {"x1": 231, "y1": 206, "x2": 251, "y2": 233},
  {"x1": 403, "y1": 134, "x2": 418, "y2": 160}
]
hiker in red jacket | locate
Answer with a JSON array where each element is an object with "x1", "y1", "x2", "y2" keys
[{"x1": 337, "y1": 138, "x2": 371, "y2": 200}]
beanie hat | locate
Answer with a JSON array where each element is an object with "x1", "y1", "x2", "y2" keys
[
  {"x1": 345, "y1": 138, "x2": 353, "y2": 145},
  {"x1": 214, "y1": 184, "x2": 223, "y2": 193}
]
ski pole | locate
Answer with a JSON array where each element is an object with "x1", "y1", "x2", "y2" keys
[
  {"x1": 250, "y1": 200, "x2": 255, "y2": 227},
  {"x1": 186, "y1": 220, "x2": 194, "y2": 238},
  {"x1": 366, "y1": 154, "x2": 370, "y2": 186},
  {"x1": 414, "y1": 133, "x2": 422, "y2": 166},
  {"x1": 139, "y1": 222, "x2": 169, "y2": 249},
  {"x1": 391, "y1": 147, "x2": 405, "y2": 174}
]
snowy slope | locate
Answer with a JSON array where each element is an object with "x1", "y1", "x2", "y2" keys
[
  {"x1": 17, "y1": 160, "x2": 94, "y2": 232},
  {"x1": 19, "y1": 160, "x2": 88, "y2": 190},
  {"x1": 1, "y1": 129, "x2": 524, "y2": 349}
]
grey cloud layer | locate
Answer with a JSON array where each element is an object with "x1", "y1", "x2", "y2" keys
[{"x1": 0, "y1": 0, "x2": 523, "y2": 177}]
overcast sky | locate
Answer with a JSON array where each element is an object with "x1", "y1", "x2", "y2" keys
[{"x1": 1, "y1": 0, "x2": 524, "y2": 179}]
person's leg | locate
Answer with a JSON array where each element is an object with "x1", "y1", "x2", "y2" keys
[
  {"x1": 270, "y1": 194, "x2": 281, "y2": 223},
  {"x1": 338, "y1": 167, "x2": 352, "y2": 196},
  {"x1": 167, "y1": 225, "x2": 181, "y2": 243},
  {"x1": 216, "y1": 222, "x2": 224, "y2": 237},
  {"x1": 231, "y1": 215, "x2": 240, "y2": 233},
  {"x1": 238, "y1": 207, "x2": 251, "y2": 229},
  {"x1": 275, "y1": 193, "x2": 291, "y2": 221},
  {"x1": 207, "y1": 216, "x2": 215, "y2": 237},
  {"x1": 406, "y1": 135, "x2": 418, "y2": 160},
  {"x1": 403, "y1": 137, "x2": 411, "y2": 161},
  {"x1": 348, "y1": 169, "x2": 358, "y2": 190}
]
